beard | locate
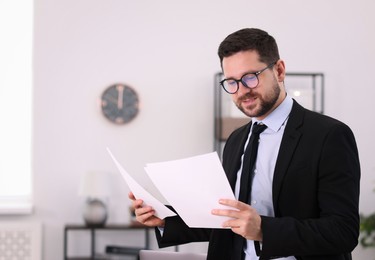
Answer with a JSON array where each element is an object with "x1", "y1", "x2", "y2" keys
[{"x1": 235, "y1": 80, "x2": 281, "y2": 118}]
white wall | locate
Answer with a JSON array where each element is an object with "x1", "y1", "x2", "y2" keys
[{"x1": 3, "y1": 0, "x2": 375, "y2": 259}]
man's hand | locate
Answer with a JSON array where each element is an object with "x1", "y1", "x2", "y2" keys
[
  {"x1": 128, "y1": 192, "x2": 165, "y2": 227},
  {"x1": 211, "y1": 199, "x2": 263, "y2": 241}
]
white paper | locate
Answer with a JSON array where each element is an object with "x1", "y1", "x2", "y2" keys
[
  {"x1": 107, "y1": 148, "x2": 176, "y2": 219},
  {"x1": 145, "y1": 152, "x2": 236, "y2": 228}
]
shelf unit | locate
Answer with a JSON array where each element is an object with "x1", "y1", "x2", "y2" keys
[{"x1": 64, "y1": 223, "x2": 151, "y2": 260}]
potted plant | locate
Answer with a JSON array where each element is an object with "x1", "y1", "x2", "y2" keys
[
  {"x1": 360, "y1": 187, "x2": 375, "y2": 248},
  {"x1": 360, "y1": 212, "x2": 375, "y2": 247}
]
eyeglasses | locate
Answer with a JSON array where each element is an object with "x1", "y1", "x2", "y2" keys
[{"x1": 220, "y1": 61, "x2": 277, "y2": 94}]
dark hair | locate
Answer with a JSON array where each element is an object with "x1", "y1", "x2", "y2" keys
[{"x1": 218, "y1": 28, "x2": 280, "y2": 66}]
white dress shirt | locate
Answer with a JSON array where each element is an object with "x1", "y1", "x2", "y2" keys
[{"x1": 234, "y1": 95, "x2": 296, "y2": 260}]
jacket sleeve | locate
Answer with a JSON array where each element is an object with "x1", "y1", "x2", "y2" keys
[{"x1": 155, "y1": 212, "x2": 212, "y2": 248}]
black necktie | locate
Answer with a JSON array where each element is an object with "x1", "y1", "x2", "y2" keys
[
  {"x1": 233, "y1": 122, "x2": 267, "y2": 259},
  {"x1": 238, "y1": 122, "x2": 267, "y2": 203}
]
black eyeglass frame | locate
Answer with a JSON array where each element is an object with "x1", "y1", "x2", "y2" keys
[{"x1": 220, "y1": 61, "x2": 277, "y2": 94}]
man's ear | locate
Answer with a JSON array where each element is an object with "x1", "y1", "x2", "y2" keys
[{"x1": 275, "y1": 60, "x2": 286, "y2": 82}]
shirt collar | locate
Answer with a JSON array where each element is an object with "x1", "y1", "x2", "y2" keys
[{"x1": 253, "y1": 95, "x2": 293, "y2": 132}]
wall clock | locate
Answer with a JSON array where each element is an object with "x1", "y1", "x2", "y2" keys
[{"x1": 101, "y1": 83, "x2": 139, "y2": 124}]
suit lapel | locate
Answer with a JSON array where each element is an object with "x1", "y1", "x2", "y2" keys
[
  {"x1": 272, "y1": 101, "x2": 304, "y2": 213},
  {"x1": 227, "y1": 122, "x2": 252, "y2": 191}
]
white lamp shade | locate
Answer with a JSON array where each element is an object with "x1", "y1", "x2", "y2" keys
[{"x1": 78, "y1": 171, "x2": 111, "y2": 198}]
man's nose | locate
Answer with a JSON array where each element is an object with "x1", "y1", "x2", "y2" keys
[{"x1": 237, "y1": 81, "x2": 250, "y2": 95}]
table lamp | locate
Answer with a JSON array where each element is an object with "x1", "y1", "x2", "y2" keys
[{"x1": 78, "y1": 171, "x2": 111, "y2": 227}]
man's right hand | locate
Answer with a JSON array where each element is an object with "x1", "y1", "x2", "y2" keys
[{"x1": 128, "y1": 192, "x2": 166, "y2": 227}]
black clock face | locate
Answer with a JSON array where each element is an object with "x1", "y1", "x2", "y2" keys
[{"x1": 101, "y1": 84, "x2": 139, "y2": 124}]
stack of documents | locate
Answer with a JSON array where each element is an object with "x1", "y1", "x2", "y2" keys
[{"x1": 107, "y1": 148, "x2": 235, "y2": 229}]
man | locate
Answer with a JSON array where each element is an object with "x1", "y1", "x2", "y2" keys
[{"x1": 130, "y1": 28, "x2": 360, "y2": 260}]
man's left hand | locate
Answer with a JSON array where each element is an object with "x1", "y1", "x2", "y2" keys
[{"x1": 211, "y1": 199, "x2": 263, "y2": 241}]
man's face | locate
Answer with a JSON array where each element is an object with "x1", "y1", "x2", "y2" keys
[{"x1": 222, "y1": 50, "x2": 286, "y2": 120}]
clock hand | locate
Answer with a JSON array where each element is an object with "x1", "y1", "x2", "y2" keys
[{"x1": 116, "y1": 85, "x2": 124, "y2": 109}]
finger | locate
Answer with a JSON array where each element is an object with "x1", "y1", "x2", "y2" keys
[
  {"x1": 211, "y1": 208, "x2": 241, "y2": 218},
  {"x1": 137, "y1": 210, "x2": 156, "y2": 223},
  {"x1": 144, "y1": 219, "x2": 164, "y2": 227},
  {"x1": 133, "y1": 199, "x2": 144, "y2": 209},
  {"x1": 221, "y1": 219, "x2": 248, "y2": 238},
  {"x1": 222, "y1": 218, "x2": 242, "y2": 229},
  {"x1": 219, "y1": 199, "x2": 249, "y2": 210},
  {"x1": 128, "y1": 192, "x2": 136, "y2": 200},
  {"x1": 135, "y1": 205, "x2": 153, "y2": 216},
  {"x1": 143, "y1": 215, "x2": 164, "y2": 227}
]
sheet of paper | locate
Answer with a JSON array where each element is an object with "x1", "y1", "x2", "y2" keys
[
  {"x1": 107, "y1": 148, "x2": 176, "y2": 219},
  {"x1": 145, "y1": 152, "x2": 236, "y2": 229}
]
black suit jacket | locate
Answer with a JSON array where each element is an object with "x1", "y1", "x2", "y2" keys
[{"x1": 156, "y1": 101, "x2": 360, "y2": 260}]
